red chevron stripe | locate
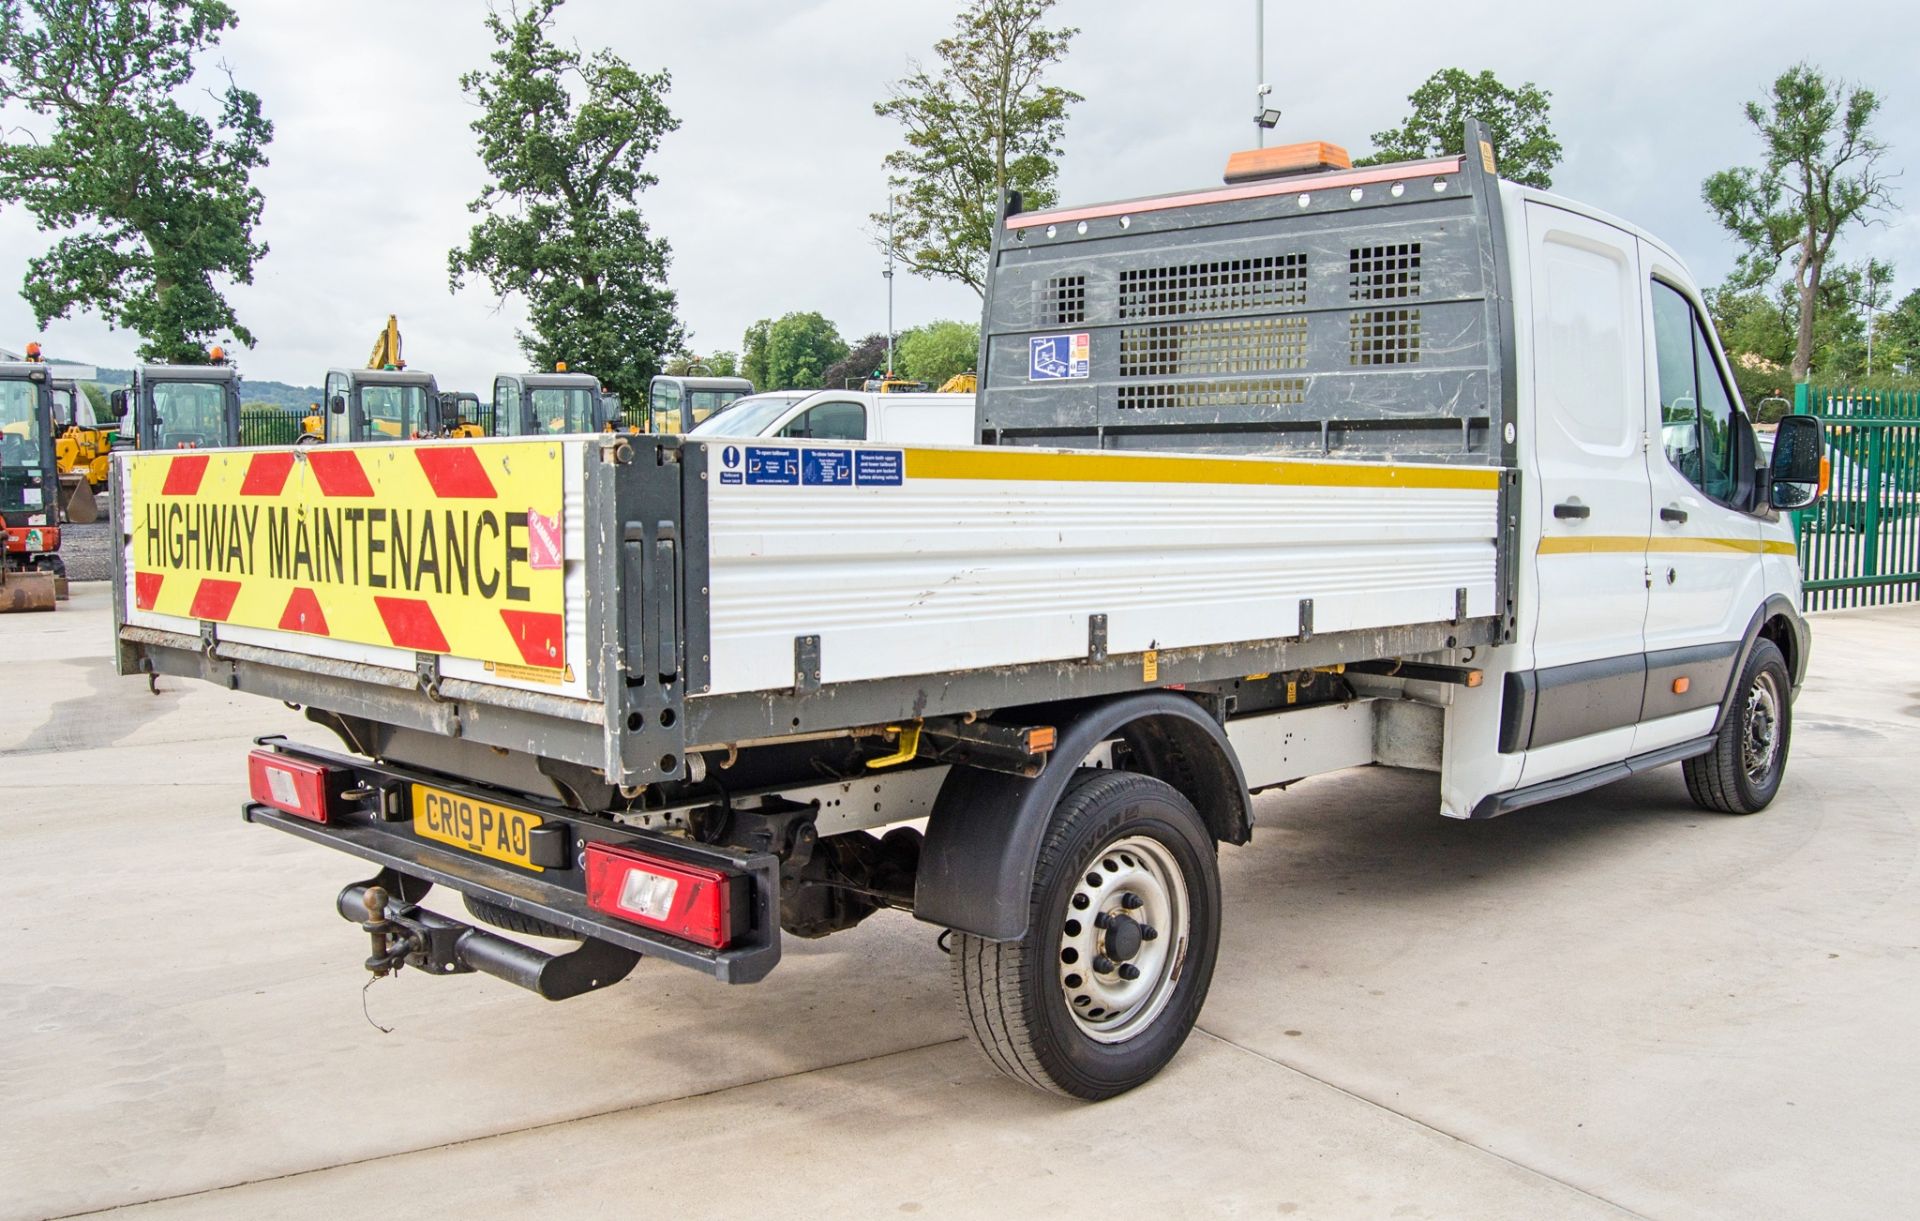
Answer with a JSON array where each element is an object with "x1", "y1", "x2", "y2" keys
[
  {"x1": 133, "y1": 571, "x2": 164, "y2": 611},
  {"x1": 499, "y1": 609, "x2": 565, "y2": 667},
  {"x1": 161, "y1": 454, "x2": 210, "y2": 496},
  {"x1": 375, "y1": 596, "x2": 449, "y2": 652},
  {"x1": 277, "y1": 586, "x2": 330, "y2": 636},
  {"x1": 307, "y1": 449, "x2": 374, "y2": 497},
  {"x1": 240, "y1": 451, "x2": 296, "y2": 496},
  {"x1": 188, "y1": 578, "x2": 242, "y2": 621},
  {"x1": 415, "y1": 446, "x2": 497, "y2": 498}
]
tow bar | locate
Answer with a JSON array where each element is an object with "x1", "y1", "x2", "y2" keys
[{"x1": 338, "y1": 869, "x2": 641, "y2": 1001}]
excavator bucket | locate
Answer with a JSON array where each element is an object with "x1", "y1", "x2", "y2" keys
[
  {"x1": 57, "y1": 472, "x2": 98, "y2": 524},
  {"x1": 0, "y1": 567, "x2": 57, "y2": 613}
]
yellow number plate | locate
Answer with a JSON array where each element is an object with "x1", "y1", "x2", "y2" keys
[{"x1": 411, "y1": 784, "x2": 545, "y2": 872}]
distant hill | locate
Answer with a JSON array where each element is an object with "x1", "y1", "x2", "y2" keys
[{"x1": 46, "y1": 358, "x2": 322, "y2": 412}]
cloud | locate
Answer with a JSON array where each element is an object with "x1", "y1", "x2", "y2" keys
[{"x1": 1, "y1": 0, "x2": 1914, "y2": 394}]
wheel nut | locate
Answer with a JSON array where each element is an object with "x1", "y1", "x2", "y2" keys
[
  {"x1": 1092, "y1": 955, "x2": 1116, "y2": 974},
  {"x1": 1120, "y1": 892, "x2": 1144, "y2": 910},
  {"x1": 1141, "y1": 925, "x2": 1159, "y2": 941},
  {"x1": 1118, "y1": 963, "x2": 1141, "y2": 981},
  {"x1": 1094, "y1": 912, "x2": 1113, "y2": 930}
]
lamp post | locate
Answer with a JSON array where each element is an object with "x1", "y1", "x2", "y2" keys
[
  {"x1": 1253, "y1": 1, "x2": 1271, "y2": 147},
  {"x1": 884, "y1": 191, "x2": 897, "y2": 377}
]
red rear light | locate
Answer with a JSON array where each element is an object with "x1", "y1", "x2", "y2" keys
[
  {"x1": 583, "y1": 842, "x2": 740, "y2": 949},
  {"x1": 247, "y1": 750, "x2": 340, "y2": 823}
]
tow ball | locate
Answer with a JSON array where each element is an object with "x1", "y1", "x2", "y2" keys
[
  {"x1": 337, "y1": 871, "x2": 642, "y2": 1000},
  {"x1": 357, "y1": 884, "x2": 459, "y2": 978}
]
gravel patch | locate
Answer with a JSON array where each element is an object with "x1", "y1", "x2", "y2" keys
[{"x1": 60, "y1": 491, "x2": 115, "y2": 583}]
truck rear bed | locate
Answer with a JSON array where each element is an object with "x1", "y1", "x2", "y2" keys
[{"x1": 114, "y1": 433, "x2": 1501, "y2": 788}]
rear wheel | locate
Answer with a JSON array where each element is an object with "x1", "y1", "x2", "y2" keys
[
  {"x1": 950, "y1": 769, "x2": 1220, "y2": 1099},
  {"x1": 1684, "y1": 638, "x2": 1791, "y2": 814}
]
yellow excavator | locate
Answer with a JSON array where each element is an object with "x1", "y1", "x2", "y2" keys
[{"x1": 302, "y1": 316, "x2": 484, "y2": 440}]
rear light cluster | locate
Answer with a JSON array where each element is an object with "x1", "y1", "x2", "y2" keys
[
  {"x1": 583, "y1": 842, "x2": 742, "y2": 949},
  {"x1": 247, "y1": 750, "x2": 344, "y2": 824}
]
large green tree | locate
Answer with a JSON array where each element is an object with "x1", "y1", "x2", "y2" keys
[
  {"x1": 875, "y1": 0, "x2": 1080, "y2": 295},
  {"x1": 0, "y1": 0, "x2": 271, "y2": 362},
  {"x1": 761, "y1": 312, "x2": 847, "y2": 390},
  {"x1": 448, "y1": 0, "x2": 683, "y2": 402},
  {"x1": 1357, "y1": 68, "x2": 1561, "y2": 189},
  {"x1": 1703, "y1": 63, "x2": 1894, "y2": 383},
  {"x1": 896, "y1": 319, "x2": 978, "y2": 385}
]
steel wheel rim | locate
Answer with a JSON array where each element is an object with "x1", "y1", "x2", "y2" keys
[
  {"x1": 1057, "y1": 834, "x2": 1189, "y2": 1044},
  {"x1": 1743, "y1": 670, "x2": 1782, "y2": 785}
]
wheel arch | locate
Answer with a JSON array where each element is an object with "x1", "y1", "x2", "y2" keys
[
  {"x1": 914, "y1": 691, "x2": 1251, "y2": 941},
  {"x1": 1715, "y1": 594, "x2": 1808, "y2": 734}
]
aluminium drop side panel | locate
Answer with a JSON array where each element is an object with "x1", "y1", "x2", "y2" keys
[{"x1": 690, "y1": 438, "x2": 1499, "y2": 698}]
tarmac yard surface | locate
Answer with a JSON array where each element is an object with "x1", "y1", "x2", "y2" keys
[{"x1": 3, "y1": 586, "x2": 1917, "y2": 1219}]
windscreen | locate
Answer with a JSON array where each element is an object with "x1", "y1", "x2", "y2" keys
[
  {"x1": 688, "y1": 394, "x2": 804, "y2": 437},
  {"x1": 360, "y1": 384, "x2": 430, "y2": 439},
  {"x1": 529, "y1": 387, "x2": 600, "y2": 434},
  {"x1": 0, "y1": 379, "x2": 44, "y2": 464},
  {"x1": 149, "y1": 381, "x2": 228, "y2": 448}
]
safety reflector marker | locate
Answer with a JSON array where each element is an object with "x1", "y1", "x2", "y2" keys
[
  {"x1": 277, "y1": 586, "x2": 331, "y2": 636},
  {"x1": 375, "y1": 595, "x2": 451, "y2": 652},
  {"x1": 188, "y1": 577, "x2": 243, "y2": 621},
  {"x1": 499, "y1": 609, "x2": 564, "y2": 667},
  {"x1": 306, "y1": 449, "x2": 375, "y2": 497},
  {"x1": 414, "y1": 446, "x2": 499, "y2": 499},
  {"x1": 134, "y1": 571, "x2": 164, "y2": 611},
  {"x1": 240, "y1": 451, "x2": 297, "y2": 497},
  {"x1": 162, "y1": 454, "x2": 210, "y2": 497}
]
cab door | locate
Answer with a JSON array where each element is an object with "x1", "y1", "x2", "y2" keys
[
  {"x1": 1634, "y1": 257, "x2": 1763, "y2": 752},
  {"x1": 1520, "y1": 203, "x2": 1655, "y2": 782},
  {"x1": 492, "y1": 377, "x2": 523, "y2": 436},
  {"x1": 324, "y1": 372, "x2": 352, "y2": 444}
]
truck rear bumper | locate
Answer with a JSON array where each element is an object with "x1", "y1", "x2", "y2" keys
[{"x1": 243, "y1": 743, "x2": 782, "y2": 985}]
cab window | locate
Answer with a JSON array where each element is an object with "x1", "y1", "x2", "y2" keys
[
  {"x1": 779, "y1": 400, "x2": 866, "y2": 441},
  {"x1": 151, "y1": 381, "x2": 227, "y2": 449},
  {"x1": 1651, "y1": 280, "x2": 1740, "y2": 501},
  {"x1": 0, "y1": 379, "x2": 44, "y2": 464},
  {"x1": 650, "y1": 380, "x2": 684, "y2": 433},
  {"x1": 326, "y1": 372, "x2": 351, "y2": 444},
  {"x1": 493, "y1": 378, "x2": 521, "y2": 436}
]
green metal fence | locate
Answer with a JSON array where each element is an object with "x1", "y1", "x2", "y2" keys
[
  {"x1": 1795, "y1": 384, "x2": 1920, "y2": 611},
  {"x1": 238, "y1": 407, "x2": 306, "y2": 447}
]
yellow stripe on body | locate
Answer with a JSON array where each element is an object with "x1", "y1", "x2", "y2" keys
[
  {"x1": 1538, "y1": 535, "x2": 1798, "y2": 556},
  {"x1": 903, "y1": 447, "x2": 1500, "y2": 492}
]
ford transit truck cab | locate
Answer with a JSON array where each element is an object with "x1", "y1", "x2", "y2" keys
[{"x1": 110, "y1": 123, "x2": 1823, "y2": 1100}]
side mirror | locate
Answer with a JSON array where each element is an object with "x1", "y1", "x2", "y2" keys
[
  {"x1": 1768, "y1": 415, "x2": 1824, "y2": 510},
  {"x1": 110, "y1": 389, "x2": 128, "y2": 418},
  {"x1": 329, "y1": 394, "x2": 346, "y2": 415}
]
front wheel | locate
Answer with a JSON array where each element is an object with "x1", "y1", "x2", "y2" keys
[
  {"x1": 950, "y1": 769, "x2": 1221, "y2": 1099},
  {"x1": 1684, "y1": 638, "x2": 1792, "y2": 814}
]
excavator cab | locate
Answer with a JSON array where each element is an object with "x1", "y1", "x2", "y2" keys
[
  {"x1": 304, "y1": 367, "x2": 441, "y2": 444},
  {"x1": 435, "y1": 390, "x2": 488, "y2": 438},
  {"x1": 0, "y1": 359, "x2": 64, "y2": 606},
  {"x1": 114, "y1": 359, "x2": 244, "y2": 451},
  {"x1": 490, "y1": 369, "x2": 617, "y2": 436}
]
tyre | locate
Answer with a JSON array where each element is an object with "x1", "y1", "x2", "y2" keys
[
  {"x1": 462, "y1": 893, "x2": 579, "y2": 941},
  {"x1": 1684, "y1": 638, "x2": 1792, "y2": 814},
  {"x1": 950, "y1": 769, "x2": 1221, "y2": 1099}
]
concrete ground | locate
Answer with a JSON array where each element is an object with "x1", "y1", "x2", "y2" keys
[{"x1": 3, "y1": 586, "x2": 1917, "y2": 1220}]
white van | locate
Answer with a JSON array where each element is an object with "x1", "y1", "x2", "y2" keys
[{"x1": 686, "y1": 389, "x2": 974, "y2": 445}]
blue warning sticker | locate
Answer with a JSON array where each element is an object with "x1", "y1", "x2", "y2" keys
[
  {"x1": 1029, "y1": 332, "x2": 1090, "y2": 381},
  {"x1": 718, "y1": 444, "x2": 744, "y2": 484},
  {"x1": 744, "y1": 446, "x2": 798, "y2": 485},
  {"x1": 802, "y1": 449, "x2": 853, "y2": 486},
  {"x1": 854, "y1": 450, "x2": 904, "y2": 486}
]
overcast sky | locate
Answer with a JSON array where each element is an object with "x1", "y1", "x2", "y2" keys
[{"x1": 2, "y1": 0, "x2": 1916, "y2": 392}]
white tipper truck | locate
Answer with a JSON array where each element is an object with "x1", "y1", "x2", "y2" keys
[{"x1": 111, "y1": 124, "x2": 1826, "y2": 1099}]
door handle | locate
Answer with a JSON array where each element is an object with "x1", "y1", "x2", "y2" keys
[
  {"x1": 1552, "y1": 501, "x2": 1590, "y2": 520},
  {"x1": 1660, "y1": 506, "x2": 1688, "y2": 524}
]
